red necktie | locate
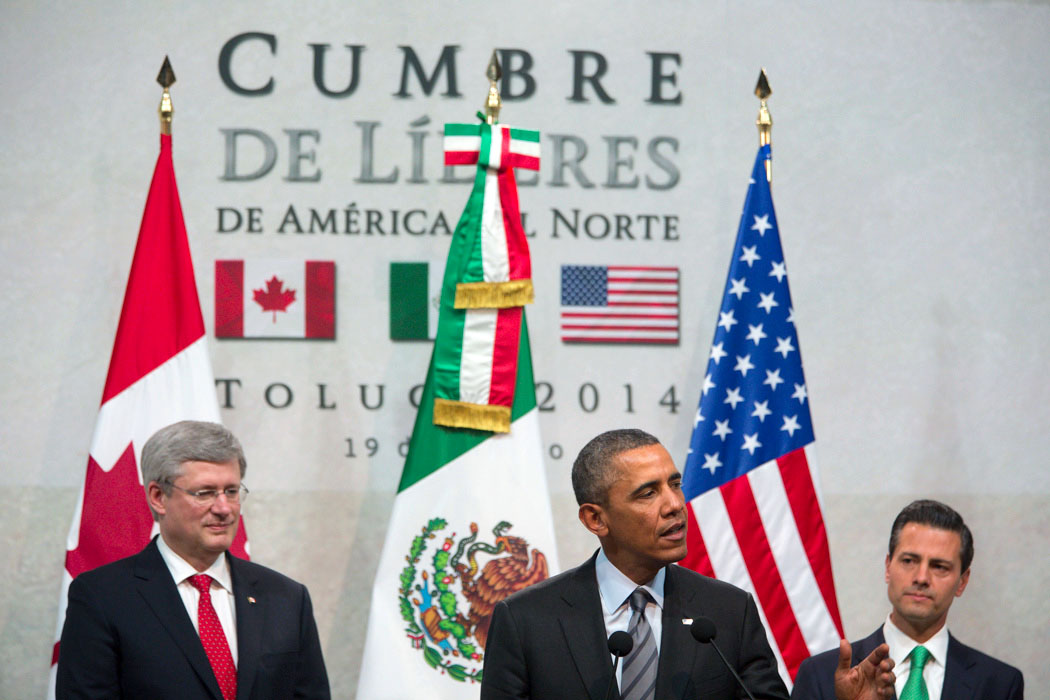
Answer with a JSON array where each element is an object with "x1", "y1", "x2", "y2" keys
[{"x1": 190, "y1": 574, "x2": 238, "y2": 700}]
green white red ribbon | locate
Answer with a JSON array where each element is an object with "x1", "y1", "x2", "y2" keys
[{"x1": 431, "y1": 121, "x2": 540, "y2": 432}]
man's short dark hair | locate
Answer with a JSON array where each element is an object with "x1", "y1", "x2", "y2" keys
[
  {"x1": 572, "y1": 429, "x2": 661, "y2": 506},
  {"x1": 888, "y1": 499, "x2": 974, "y2": 572}
]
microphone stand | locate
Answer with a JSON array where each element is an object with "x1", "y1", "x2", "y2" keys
[
  {"x1": 691, "y1": 618, "x2": 757, "y2": 700},
  {"x1": 604, "y1": 631, "x2": 633, "y2": 700}
]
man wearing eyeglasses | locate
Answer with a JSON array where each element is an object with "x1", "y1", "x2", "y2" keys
[{"x1": 56, "y1": 420, "x2": 330, "y2": 700}]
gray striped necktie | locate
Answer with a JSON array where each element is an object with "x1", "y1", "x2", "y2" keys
[{"x1": 620, "y1": 588, "x2": 657, "y2": 700}]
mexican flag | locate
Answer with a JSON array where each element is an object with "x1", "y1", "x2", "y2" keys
[
  {"x1": 356, "y1": 316, "x2": 558, "y2": 697},
  {"x1": 357, "y1": 111, "x2": 558, "y2": 698}
]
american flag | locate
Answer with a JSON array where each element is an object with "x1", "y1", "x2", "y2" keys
[
  {"x1": 560, "y1": 265, "x2": 679, "y2": 344},
  {"x1": 681, "y1": 144, "x2": 844, "y2": 686}
]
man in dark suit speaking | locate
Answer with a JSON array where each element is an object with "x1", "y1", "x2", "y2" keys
[
  {"x1": 56, "y1": 420, "x2": 330, "y2": 700},
  {"x1": 481, "y1": 429, "x2": 894, "y2": 700},
  {"x1": 792, "y1": 499, "x2": 1023, "y2": 699}
]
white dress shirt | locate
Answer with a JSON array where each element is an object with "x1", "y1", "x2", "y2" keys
[
  {"x1": 156, "y1": 535, "x2": 239, "y2": 666},
  {"x1": 595, "y1": 548, "x2": 666, "y2": 685},
  {"x1": 882, "y1": 614, "x2": 949, "y2": 700}
]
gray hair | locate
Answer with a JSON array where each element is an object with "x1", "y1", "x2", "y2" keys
[
  {"x1": 572, "y1": 428, "x2": 661, "y2": 506},
  {"x1": 142, "y1": 421, "x2": 246, "y2": 517}
]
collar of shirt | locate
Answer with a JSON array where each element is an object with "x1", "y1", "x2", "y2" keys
[
  {"x1": 595, "y1": 548, "x2": 666, "y2": 616},
  {"x1": 156, "y1": 534, "x2": 233, "y2": 593},
  {"x1": 883, "y1": 614, "x2": 949, "y2": 700},
  {"x1": 156, "y1": 534, "x2": 239, "y2": 666}
]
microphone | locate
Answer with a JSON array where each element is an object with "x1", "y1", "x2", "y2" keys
[
  {"x1": 690, "y1": 617, "x2": 757, "y2": 700},
  {"x1": 609, "y1": 630, "x2": 634, "y2": 658},
  {"x1": 604, "y1": 631, "x2": 633, "y2": 700}
]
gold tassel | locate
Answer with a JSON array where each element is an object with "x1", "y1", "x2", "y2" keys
[
  {"x1": 433, "y1": 398, "x2": 511, "y2": 433},
  {"x1": 454, "y1": 279, "x2": 534, "y2": 309}
]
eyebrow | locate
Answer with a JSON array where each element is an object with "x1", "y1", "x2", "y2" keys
[
  {"x1": 187, "y1": 480, "x2": 241, "y2": 489},
  {"x1": 629, "y1": 472, "x2": 682, "y2": 497},
  {"x1": 897, "y1": 551, "x2": 956, "y2": 566}
]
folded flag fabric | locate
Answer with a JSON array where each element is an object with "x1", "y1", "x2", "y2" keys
[{"x1": 432, "y1": 121, "x2": 540, "y2": 432}]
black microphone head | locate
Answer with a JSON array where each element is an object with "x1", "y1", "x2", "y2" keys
[
  {"x1": 608, "y1": 630, "x2": 634, "y2": 657},
  {"x1": 690, "y1": 617, "x2": 717, "y2": 644}
]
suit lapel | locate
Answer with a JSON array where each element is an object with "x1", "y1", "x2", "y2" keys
[
  {"x1": 941, "y1": 633, "x2": 974, "y2": 699},
  {"x1": 231, "y1": 555, "x2": 263, "y2": 700},
  {"x1": 558, "y1": 554, "x2": 617, "y2": 700},
  {"x1": 654, "y1": 566, "x2": 700, "y2": 700},
  {"x1": 134, "y1": 539, "x2": 224, "y2": 700},
  {"x1": 856, "y1": 627, "x2": 887, "y2": 665},
  {"x1": 851, "y1": 628, "x2": 893, "y2": 699}
]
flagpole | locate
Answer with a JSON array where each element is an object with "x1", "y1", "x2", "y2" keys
[
  {"x1": 484, "y1": 49, "x2": 502, "y2": 124},
  {"x1": 358, "y1": 50, "x2": 559, "y2": 699},
  {"x1": 157, "y1": 56, "x2": 175, "y2": 134},
  {"x1": 755, "y1": 68, "x2": 772, "y2": 183}
]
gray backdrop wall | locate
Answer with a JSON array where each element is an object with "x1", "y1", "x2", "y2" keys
[{"x1": 2, "y1": 1, "x2": 1048, "y2": 697}]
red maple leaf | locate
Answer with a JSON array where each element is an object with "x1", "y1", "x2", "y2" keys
[
  {"x1": 64, "y1": 443, "x2": 252, "y2": 572},
  {"x1": 65, "y1": 443, "x2": 155, "y2": 581},
  {"x1": 229, "y1": 516, "x2": 250, "y2": 560},
  {"x1": 253, "y1": 275, "x2": 297, "y2": 322}
]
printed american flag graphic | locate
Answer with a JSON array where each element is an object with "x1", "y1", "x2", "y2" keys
[
  {"x1": 680, "y1": 145, "x2": 844, "y2": 687},
  {"x1": 560, "y1": 265, "x2": 679, "y2": 344}
]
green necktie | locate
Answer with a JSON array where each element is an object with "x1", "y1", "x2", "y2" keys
[{"x1": 900, "y1": 645, "x2": 931, "y2": 700}]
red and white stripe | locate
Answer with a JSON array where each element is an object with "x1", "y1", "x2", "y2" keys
[
  {"x1": 444, "y1": 125, "x2": 540, "y2": 171},
  {"x1": 681, "y1": 444, "x2": 843, "y2": 686},
  {"x1": 480, "y1": 156, "x2": 512, "y2": 283},
  {"x1": 442, "y1": 122, "x2": 537, "y2": 413},
  {"x1": 445, "y1": 124, "x2": 538, "y2": 287},
  {"x1": 480, "y1": 127, "x2": 532, "y2": 284},
  {"x1": 458, "y1": 306, "x2": 521, "y2": 409}
]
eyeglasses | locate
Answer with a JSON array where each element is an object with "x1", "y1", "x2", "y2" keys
[{"x1": 167, "y1": 483, "x2": 250, "y2": 506}]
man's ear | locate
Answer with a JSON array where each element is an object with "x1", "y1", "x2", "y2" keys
[
  {"x1": 578, "y1": 503, "x2": 608, "y2": 537},
  {"x1": 955, "y1": 568, "x2": 971, "y2": 598},
  {"x1": 884, "y1": 554, "x2": 891, "y2": 584},
  {"x1": 147, "y1": 482, "x2": 167, "y2": 518}
]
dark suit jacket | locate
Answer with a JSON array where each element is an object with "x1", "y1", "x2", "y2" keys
[
  {"x1": 481, "y1": 552, "x2": 788, "y2": 699},
  {"x1": 56, "y1": 538, "x2": 329, "y2": 700},
  {"x1": 790, "y1": 626, "x2": 1024, "y2": 700}
]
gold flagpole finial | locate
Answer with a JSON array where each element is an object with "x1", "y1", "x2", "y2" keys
[
  {"x1": 754, "y1": 68, "x2": 772, "y2": 181},
  {"x1": 157, "y1": 56, "x2": 176, "y2": 135},
  {"x1": 483, "y1": 50, "x2": 502, "y2": 124}
]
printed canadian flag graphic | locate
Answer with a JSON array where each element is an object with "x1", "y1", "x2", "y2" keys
[{"x1": 215, "y1": 259, "x2": 335, "y2": 338}]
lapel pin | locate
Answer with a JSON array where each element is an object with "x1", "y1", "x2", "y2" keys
[
  {"x1": 247, "y1": 596, "x2": 257, "y2": 604},
  {"x1": 681, "y1": 618, "x2": 693, "y2": 625}
]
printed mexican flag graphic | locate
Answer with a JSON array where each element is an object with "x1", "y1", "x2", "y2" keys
[
  {"x1": 357, "y1": 117, "x2": 558, "y2": 699},
  {"x1": 389, "y1": 261, "x2": 443, "y2": 341}
]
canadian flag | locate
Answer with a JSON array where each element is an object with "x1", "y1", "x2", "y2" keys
[
  {"x1": 215, "y1": 259, "x2": 335, "y2": 339},
  {"x1": 48, "y1": 133, "x2": 248, "y2": 697}
]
